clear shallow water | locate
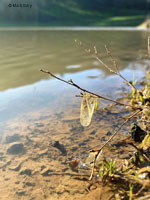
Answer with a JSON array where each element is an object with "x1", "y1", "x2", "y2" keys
[
  {"x1": 0, "y1": 29, "x2": 149, "y2": 136},
  {"x1": 1, "y1": 29, "x2": 150, "y2": 200}
]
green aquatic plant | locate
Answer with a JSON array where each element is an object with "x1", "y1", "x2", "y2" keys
[
  {"x1": 109, "y1": 159, "x2": 116, "y2": 176},
  {"x1": 99, "y1": 159, "x2": 116, "y2": 179},
  {"x1": 129, "y1": 184, "x2": 133, "y2": 200},
  {"x1": 99, "y1": 160, "x2": 105, "y2": 179}
]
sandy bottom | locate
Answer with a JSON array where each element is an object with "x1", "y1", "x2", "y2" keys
[{"x1": 0, "y1": 105, "x2": 135, "y2": 200}]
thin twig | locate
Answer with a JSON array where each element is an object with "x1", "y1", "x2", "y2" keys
[
  {"x1": 89, "y1": 110, "x2": 141, "y2": 180},
  {"x1": 75, "y1": 40, "x2": 137, "y2": 91},
  {"x1": 40, "y1": 69, "x2": 137, "y2": 109},
  {"x1": 105, "y1": 45, "x2": 119, "y2": 73},
  {"x1": 136, "y1": 195, "x2": 150, "y2": 200},
  {"x1": 94, "y1": 46, "x2": 137, "y2": 90}
]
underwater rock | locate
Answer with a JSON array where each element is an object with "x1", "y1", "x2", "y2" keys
[
  {"x1": 15, "y1": 181, "x2": 20, "y2": 184},
  {"x1": 4, "y1": 177, "x2": 10, "y2": 181},
  {"x1": 89, "y1": 130, "x2": 96, "y2": 135},
  {"x1": 16, "y1": 189, "x2": 26, "y2": 196},
  {"x1": 70, "y1": 126, "x2": 84, "y2": 134},
  {"x1": 25, "y1": 181, "x2": 35, "y2": 187},
  {"x1": 4, "y1": 134, "x2": 21, "y2": 144},
  {"x1": 129, "y1": 123, "x2": 146, "y2": 142},
  {"x1": 106, "y1": 131, "x2": 112, "y2": 136},
  {"x1": 19, "y1": 168, "x2": 32, "y2": 176},
  {"x1": 53, "y1": 141, "x2": 67, "y2": 156},
  {"x1": 71, "y1": 147, "x2": 78, "y2": 152},
  {"x1": 7, "y1": 143, "x2": 26, "y2": 154}
]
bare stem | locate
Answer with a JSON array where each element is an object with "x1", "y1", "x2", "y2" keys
[
  {"x1": 40, "y1": 69, "x2": 136, "y2": 108},
  {"x1": 94, "y1": 46, "x2": 137, "y2": 90},
  {"x1": 75, "y1": 40, "x2": 137, "y2": 91},
  {"x1": 104, "y1": 45, "x2": 119, "y2": 73}
]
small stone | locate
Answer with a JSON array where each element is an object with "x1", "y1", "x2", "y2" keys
[
  {"x1": 7, "y1": 143, "x2": 26, "y2": 154},
  {"x1": 19, "y1": 168, "x2": 32, "y2": 176},
  {"x1": 90, "y1": 130, "x2": 96, "y2": 135},
  {"x1": 70, "y1": 126, "x2": 84, "y2": 134},
  {"x1": 43, "y1": 194, "x2": 47, "y2": 198},
  {"x1": 15, "y1": 181, "x2": 20, "y2": 184},
  {"x1": 40, "y1": 165, "x2": 46, "y2": 171},
  {"x1": 25, "y1": 181, "x2": 35, "y2": 187},
  {"x1": 106, "y1": 131, "x2": 112, "y2": 136},
  {"x1": 53, "y1": 141, "x2": 67, "y2": 156},
  {"x1": 4, "y1": 177, "x2": 10, "y2": 181},
  {"x1": 71, "y1": 147, "x2": 78, "y2": 152},
  {"x1": 16, "y1": 189, "x2": 25, "y2": 196}
]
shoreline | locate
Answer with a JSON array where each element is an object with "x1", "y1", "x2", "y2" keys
[{"x1": 0, "y1": 26, "x2": 150, "y2": 31}]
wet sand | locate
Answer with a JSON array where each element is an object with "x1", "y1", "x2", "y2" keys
[{"x1": 0, "y1": 104, "x2": 136, "y2": 200}]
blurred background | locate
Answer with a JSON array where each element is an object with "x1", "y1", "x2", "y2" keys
[{"x1": 0, "y1": 0, "x2": 150, "y2": 27}]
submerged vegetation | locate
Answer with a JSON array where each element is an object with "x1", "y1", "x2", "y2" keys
[{"x1": 41, "y1": 37, "x2": 150, "y2": 199}]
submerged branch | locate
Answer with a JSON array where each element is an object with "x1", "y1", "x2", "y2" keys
[{"x1": 40, "y1": 69, "x2": 136, "y2": 109}]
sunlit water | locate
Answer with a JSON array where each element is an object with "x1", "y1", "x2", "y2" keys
[
  {"x1": 0, "y1": 30, "x2": 150, "y2": 137},
  {"x1": 1, "y1": 29, "x2": 150, "y2": 200}
]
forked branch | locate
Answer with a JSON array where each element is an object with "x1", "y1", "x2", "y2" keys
[{"x1": 75, "y1": 40, "x2": 137, "y2": 91}]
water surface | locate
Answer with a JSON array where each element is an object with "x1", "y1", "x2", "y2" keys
[
  {"x1": 0, "y1": 30, "x2": 149, "y2": 136},
  {"x1": 0, "y1": 29, "x2": 150, "y2": 200}
]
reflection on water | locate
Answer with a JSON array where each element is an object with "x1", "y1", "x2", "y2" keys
[
  {"x1": 0, "y1": 29, "x2": 150, "y2": 200},
  {"x1": 0, "y1": 30, "x2": 149, "y2": 91},
  {"x1": 0, "y1": 30, "x2": 149, "y2": 135}
]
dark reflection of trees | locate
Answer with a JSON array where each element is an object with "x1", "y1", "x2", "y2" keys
[
  {"x1": 0, "y1": 30, "x2": 149, "y2": 91},
  {"x1": 0, "y1": 0, "x2": 149, "y2": 25}
]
